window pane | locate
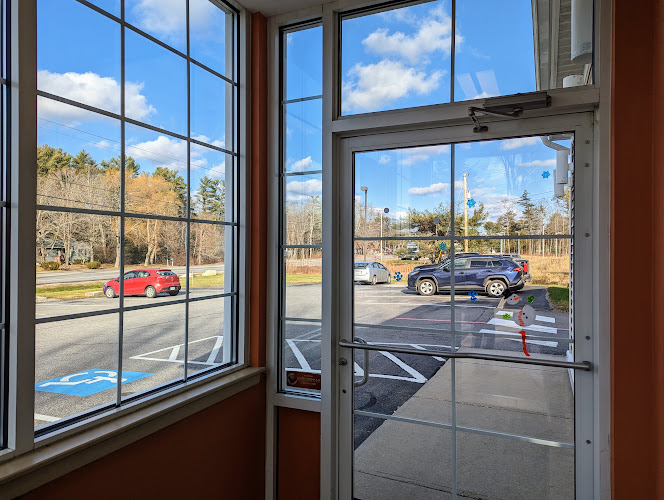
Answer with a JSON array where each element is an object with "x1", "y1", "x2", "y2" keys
[
  {"x1": 125, "y1": 123, "x2": 187, "y2": 218},
  {"x1": 284, "y1": 250, "x2": 321, "y2": 319},
  {"x1": 285, "y1": 26, "x2": 322, "y2": 100},
  {"x1": 122, "y1": 302, "x2": 185, "y2": 399},
  {"x1": 125, "y1": 29, "x2": 187, "y2": 135},
  {"x1": 191, "y1": 64, "x2": 231, "y2": 150},
  {"x1": 36, "y1": 212, "x2": 122, "y2": 317},
  {"x1": 281, "y1": 320, "x2": 321, "y2": 394},
  {"x1": 285, "y1": 174, "x2": 322, "y2": 246},
  {"x1": 355, "y1": 145, "x2": 452, "y2": 239},
  {"x1": 37, "y1": 97, "x2": 121, "y2": 211},
  {"x1": 189, "y1": 222, "x2": 229, "y2": 300},
  {"x1": 123, "y1": 218, "x2": 186, "y2": 299},
  {"x1": 125, "y1": 0, "x2": 186, "y2": 53},
  {"x1": 35, "y1": 313, "x2": 120, "y2": 428},
  {"x1": 38, "y1": 0, "x2": 121, "y2": 114},
  {"x1": 455, "y1": 0, "x2": 536, "y2": 101},
  {"x1": 341, "y1": 0, "x2": 451, "y2": 115},
  {"x1": 284, "y1": 99, "x2": 322, "y2": 174},
  {"x1": 187, "y1": 295, "x2": 233, "y2": 377},
  {"x1": 190, "y1": 0, "x2": 231, "y2": 78},
  {"x1": 454, "y1": 137, "x2": 572, "y2": 238},
  {"x1": 191, "y1": 144, "x2": 232, "y2": 222}
]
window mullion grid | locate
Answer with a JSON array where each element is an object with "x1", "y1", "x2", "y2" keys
[
  {"x1": 115, "y1": 0, "x2": 126, "y2": 409},
  {"x1": 184, "y1": 0, "x2": 191, "y2": 382},
  {"x1": 449, "y1": 142, "x2": 457, "y2": 498}
]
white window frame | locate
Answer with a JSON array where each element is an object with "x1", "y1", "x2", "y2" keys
[
  {"x1": 266, "y1": 1, "x2": 613, "y2": 498},
  {"x1": 0, "y1": 0, "x2": 255, "y2": 494}
]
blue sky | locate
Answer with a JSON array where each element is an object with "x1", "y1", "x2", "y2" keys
[
  {"x1": 283, "y1": 0, "x2": 564, "y2": 226},
  {"x1": 37, "y1": 0, "x2": 232, "y2": 202}
]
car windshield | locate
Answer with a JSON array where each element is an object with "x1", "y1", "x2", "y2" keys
[{"x1": 354, "y1": 263, "x2": 369, "y2": 268}]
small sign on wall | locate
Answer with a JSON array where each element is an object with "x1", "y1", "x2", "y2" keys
[{"x1": 286, "y1": 370, "x2": 321, "y2": 391}]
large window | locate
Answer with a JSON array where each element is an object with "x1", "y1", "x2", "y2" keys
[
  {"x1": 279, "y1": 22, "x2": 323, "y2": 395},
  {"x1": 34, "y1": 0, "x2": 240, "y2": 431},
  {"x1": 340, "y1": 0, "x2": 595, "y2": 115}
]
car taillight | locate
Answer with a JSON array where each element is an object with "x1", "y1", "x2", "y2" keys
[
  {"x1": 524, "y1": 263, "x2": 529, "y2": 273},
  {"x1": 512, "y1": 266, "x2": 522, "y2": 272}
]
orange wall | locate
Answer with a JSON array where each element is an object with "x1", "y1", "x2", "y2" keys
[
  {"x1": 22, "y1": 380, "x2": 266, "y2": 499},
  {"x1": 611, "y1": 1, "x2": 663, "y2": 497},
  {"x1": 277, "y1": 408, "x2": 321, "y2": 499}
]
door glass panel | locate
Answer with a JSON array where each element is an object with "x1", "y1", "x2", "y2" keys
[{"x1": 350, "y1": 134, "x2": 577, "y2": 498}]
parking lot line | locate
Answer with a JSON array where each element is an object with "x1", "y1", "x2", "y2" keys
[{"x1": 488, "y1": 318, "x2": 560, "y2": 334}]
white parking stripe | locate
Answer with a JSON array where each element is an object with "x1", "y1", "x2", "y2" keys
[
  {"x1": 495, "y1": 310, "x2": 556, "y2": 323},
  {"x1": 286, "y1": 339, "x2": 312, "y2": 371},
  {"x1": 34, "y1": 413, "x2": 60, "y2": 422},
  {"x1": 488, "y1": 318, "x2": 558, "y2": 334},
  {"x1": 505, "y1": 338, "x2": 558, "y2": 347}
]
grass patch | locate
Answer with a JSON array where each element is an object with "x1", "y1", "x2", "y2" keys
[
  {"x1": 36, "y1": 282, "x2": 105, "y2": 300},
  {"x1": 188, "y1": 274, "x2": 224, "y2": 288},
  {"x1": 286, "y1": 273, "x2": 322, "y2": 284},
  {"x1": 547, "y1": 285, "x2": 569, "y2": 312}
]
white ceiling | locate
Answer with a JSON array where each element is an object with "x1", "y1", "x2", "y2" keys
[{"x1": 237, "y1": 0, "x2": 327, "y2": 17}]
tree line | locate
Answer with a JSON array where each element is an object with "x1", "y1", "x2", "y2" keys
[{"x1": 37, "y1": 145, "x2": 226, "y2": 267}]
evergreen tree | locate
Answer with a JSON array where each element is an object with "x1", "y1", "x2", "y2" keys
[
  {"x1": 195, "y1": 176, "x2": 225, "y2": 218},
  {"x1": 99, "y1": 155, "x2": 141, "y2": 176},
  {"x1": 154, "y1": 166, "x2": 187, "y2": 216},
  {"x1": 37, "y1": 145, "x2": 72, "y2": 175}
]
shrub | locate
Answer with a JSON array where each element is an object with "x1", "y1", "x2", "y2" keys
[
  {"x1": 72, "y1": 259, "x2": 85, "y2": 265},
  {"x1": 85, "y1": 261, "x2": 101, "y2": 269},
  {"x1": 40, "y1": 261, "x2": 60, "y2": 271}
]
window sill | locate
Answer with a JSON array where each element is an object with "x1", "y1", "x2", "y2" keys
[{"x1": 0, "y1": 366, "x2": 265, "y2": 498}]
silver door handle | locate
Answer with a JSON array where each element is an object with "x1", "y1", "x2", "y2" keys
[
  {"x1": 353, "y1": 336, "x2": 370, "y2": 387},
  {"x1": 339, "y1": 340, "x2": 592, "y2": 371}
]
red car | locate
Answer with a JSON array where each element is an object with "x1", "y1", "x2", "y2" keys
[{"x1": 104, "y1": 269, "x2": 181, "y2": 298}]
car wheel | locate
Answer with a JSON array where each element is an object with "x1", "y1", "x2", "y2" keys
[
  {"x1": 417, "y1": 279, "x2": 436, "y2": 296},
  {"x1": 145, "y1": 285, "x2": 157, "y2": 298},
  {"x1": 105, "y1": 287, "x2": 116, "y2": 298},
  {"x1": 168, "y1": 290, "x2": 179, "y2": 296},
  {"x1": 387, "y1": 274, "x2": 391, "y2": 284},
  {"x1": 371, "y1": 275, "x2": 377, "y2": 285},
  {"x1": 486, "y1": 280, "x2": 506, "y2": 298}
]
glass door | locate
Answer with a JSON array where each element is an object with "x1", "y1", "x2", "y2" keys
[{"x1": 337, "y1": 115, "x2": 594, "y2": 499}]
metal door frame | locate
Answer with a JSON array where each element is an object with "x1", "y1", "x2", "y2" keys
[{"x1": 334, "y1": 112, "x2": 595, "y2": 499}]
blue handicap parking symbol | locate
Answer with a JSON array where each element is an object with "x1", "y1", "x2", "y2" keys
[{"x1": 35, "y1": 369, "x2": 152, "y2": 396}]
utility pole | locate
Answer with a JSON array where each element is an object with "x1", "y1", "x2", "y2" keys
[
  {"x1": 361, "y1": 186, "x2": 368, "y2": 261},
  {"x1": 463, "y1": 173, "x2": 469, "y2": 252}
]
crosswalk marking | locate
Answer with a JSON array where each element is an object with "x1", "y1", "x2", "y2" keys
[
  {"x1": 495, "y1": 310, "x2": 556, "y2": 323},
  {"x1": 488, "y1": 317, "x2": 558, "y2": 334}
]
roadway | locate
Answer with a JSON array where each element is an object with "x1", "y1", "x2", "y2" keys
[{"x1": 35, "y1": 264, "x2": 226, "y2": 286}]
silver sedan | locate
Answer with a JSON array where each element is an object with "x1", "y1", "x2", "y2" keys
[{"x1": 354, "y1": 261, "x2": 391, "y2": 285}]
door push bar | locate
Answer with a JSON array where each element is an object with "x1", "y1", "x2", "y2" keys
[
  {"x1": 353, "y1": 337, "x2": 370, "y2": 387},
  {"x1": 339, "y1": 340, "x2": 592, "y2": 372}
]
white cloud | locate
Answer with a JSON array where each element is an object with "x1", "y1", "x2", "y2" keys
[
  {"x1": 499, "y1": 137, "x2": 539, "y2": 150},
  {"x1": 94, "y1": 140, "x2": 111, "y2": 150},
  {"x1": 408, "y1": 182, "x2": 450, "y2": 195},
  {"x1": 286, "y1": 179, "x2": 322, "y2": 201},
  {"x1": 362, "y1": 6, "x2": 455, "y2": 64},
  {"x1": 127, "y1": 135, "x2": 187, "y2": 171},
  {"x1": 128, "y1": 0, "x2": 217, "y2": 42},
  {"x1": 192, "y1": 134, "x2": 225, "y2": 150},
  {"x1": 38, "y1": 70, "x2": 155, "y2": 123},
  {"x1": 290, "y1": 156, "x2": 313, "y2": 172},
  {"x1": 379, "y1": 154, "x2": 392, "y2": 165},
  {"x1": 342, "y1": 60, "x2": 442, "y2": 113},
  {"x1": 517, "y1": 159, "x2": 556, "y2": 167},
  {"x1": 399, "y1": 145, "x2": 450, "y2": 165}
]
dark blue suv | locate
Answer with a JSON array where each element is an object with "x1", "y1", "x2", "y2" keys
[{"x1": 407, "y1": 256, "x2": 525, "y2": 297}]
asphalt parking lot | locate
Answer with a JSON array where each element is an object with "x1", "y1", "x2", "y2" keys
[
  {"x1": 35, "y1": 281, "x2": 570, "y2": 446},
  {"x1": 283, "y1": 282, "x2": 570, "y2": 449}
]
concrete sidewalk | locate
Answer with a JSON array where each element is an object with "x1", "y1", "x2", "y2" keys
[{"x1": 353, "y1": 352, "x2": 575, "y2": 500}]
